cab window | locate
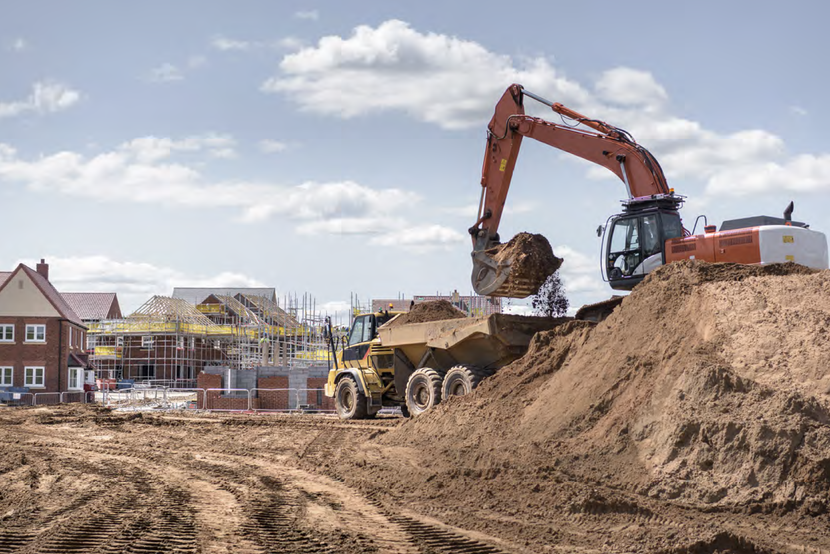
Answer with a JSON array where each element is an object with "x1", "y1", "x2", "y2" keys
[
  {"x1": 642, "y1": 215, "x2": 660, "y2": 257},
  {"x1": 348, "y1": 315, "x2": 377, "y2": 346},
  {"x1": 661, "y1": 213, "x2": 684, "y2": 241},
  {"x1": 609, "y1": 218, "x2": 639, "y2": 252},
  {"x1": 348, "y1": 316, "x2": 367, "y2": 346}
]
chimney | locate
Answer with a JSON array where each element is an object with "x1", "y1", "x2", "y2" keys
[{"x1": 36, "y1": 259, "x2": 49, "y2": 281}]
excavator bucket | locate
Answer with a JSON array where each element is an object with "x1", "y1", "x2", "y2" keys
[{"x1": 471, "y1": 233, "x2": 563, "y2": 298}]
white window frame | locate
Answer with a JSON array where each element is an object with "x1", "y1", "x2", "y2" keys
[
  {"x1": 67, "y1": 367, "x2": 83, "y2": 390},
  {"x1": 25, "y1": 324, "x2": 46, "y2": 343},
  {"x1": 0, "y1": 324, "x2": 13, "y2": 342},
  {"x1": 24, "y1": 366, "x2": 45, "y2": 388},
  {"x1": 69, "y1": 326, "x2": 73, "y2": 348},
  {"x1": 0, "y1": 367, "x2": 12, "y2": 386},
  {"x1": 141, "y1": 336, "x2": 154, "y2": 348}
]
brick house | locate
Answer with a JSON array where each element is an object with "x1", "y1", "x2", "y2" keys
[{"x1": 0, "y1": 260, "x2": 91, "y2": 395}]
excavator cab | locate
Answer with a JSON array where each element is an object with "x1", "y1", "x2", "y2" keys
[{"x1": 604, "y1": 207, "x2": 684, "y2": 290}]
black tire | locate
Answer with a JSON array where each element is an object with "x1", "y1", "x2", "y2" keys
[
  {"x1": 399, "y1": 404, "x2": 410, "y2": 418},
  {"x1": 405, "y1": 368, "x2": 444, "y2": 417},
  {"x1": 442, "y1": 365, "x2": 488, "y2": 399},
  {"x1": 335, "y1": 377, "x2": 368, "y2": 420}
]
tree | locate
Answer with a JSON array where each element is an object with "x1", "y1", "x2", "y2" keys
[{"x1": 531, "y1": 271, "x2": 569, "y2": 317}]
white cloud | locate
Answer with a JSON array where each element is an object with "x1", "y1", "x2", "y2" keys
[
  {"x1": 258, "y1": 139, "x2": 290, "y2": 153},
  {"x1": 263, "y1": 20, "x2": 829, "y2": 200},
  {"x1": 9, "y1": 38, "x2": 27, "y2": 52},
  {"x1": 705, "y1": 154, "x2": 830, "y2": 196},
  {"x1": 120, "y1": 134, "x2": 237, "y2": 163},
  {"x1": 188, "y1": 55, "x2": 208, "y2": 69},
  {"x1": 295, "y1": 10, "x2": 319, "y2": 20},
  {"x1": 369, "y1": 224, "x2": 466, "y2": 251},
  {"x1": 594, "y1": 67, "x2": 668, "y2": 109},
  {"x1": 278, "y1": 37, "x2": 306, "y2": 50},
  {"x1": 503, "y1": 303, "x2": 534, "y2": 316},
  {"x1": 790, "y1": 106, "x2": 808, "y2": 117},
  {"x1": 0, "y1": 137, "x2": 458, "y2": 250},
  {"x1": 442, "y1": 201, "x2": 535, "y2": 218},
  {"x1": 211, "y1": 35, "x2": 253, "y2": 51},
  {"x1": 0, "y1": 81, "x2": 81, "y2": 119},
  {"x1": 22, "y1": 255, "x2": 267, "y2": 314},
  {"x1": 263, "y1": 20, "x2": 588, "y2": 130},
  {"x1": 148, "y1": 63, "x2": 184, "y2": 83},
  {"x1": 553, "y1": 245, "x2": 608, "y2": 299}
]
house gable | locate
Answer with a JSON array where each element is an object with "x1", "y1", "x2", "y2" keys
[{"x1": 0, "y1": 267, "x2": 60, "y2": 318}]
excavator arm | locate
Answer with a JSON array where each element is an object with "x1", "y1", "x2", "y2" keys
[{"x1": 470, "y1": 84, "x2": 672, "y2": 297}]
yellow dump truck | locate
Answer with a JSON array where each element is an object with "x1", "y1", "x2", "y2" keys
[{"x1": 324, "y1": 311, "x2": 564, "y2": 419}]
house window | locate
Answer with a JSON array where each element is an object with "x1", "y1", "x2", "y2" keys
[
  {"x1": 141, "y1": 336, "x2": 154, "y2": 349},
  {"x1": 116, "y1": 336, "x2": 124, "y2": 347},
  {"x1": 68, "y1": 367, "x2": 82, "y2": 390},
  {"x1": 0, "y1": 367, "x2": 12, "y2": 386},
  {"x1": 69, "y1": 327, "x2": 73, "y2": 347},
  {"x1": 24, "y1": 366, "x2": 45, "y2": 387},
  {"x1": 138, "y1": 365, "x2": 155, "y2": 379},
  {"x1": 25, "y1": 325, "x2": 46, "y2": 343},
  {"x1": 0, "y1": 325, "x2": 13, "y2": 342}
]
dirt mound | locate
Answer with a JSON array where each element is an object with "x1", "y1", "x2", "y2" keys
[
  {"x1": 372, "y1": 261, "x2": 830, "y2": 518},
  {"x1": 387, "y1": 300, "x2": 465, "y2": 326},
  {"x1": 486, "y1": 232, "x2": 562, "y2": 286}
]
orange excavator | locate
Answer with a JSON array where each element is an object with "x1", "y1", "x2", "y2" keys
[{"x1": 470, "y1": 84, "x2": 829, "y2": 297}]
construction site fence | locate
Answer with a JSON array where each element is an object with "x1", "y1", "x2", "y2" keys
[
  {"x1": 0, "y1": 391, "x2": 96, "y2": 407},
  {"x1": 99, "y1": 387, "x2": 336, "y2": 414}
]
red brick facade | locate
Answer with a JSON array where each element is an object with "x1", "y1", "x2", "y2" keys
[
  {"x1": 306, "y1": 377, "x2": 335, "y2": 411},
  {"x1": 0, "y1": 318, "x2": 88, "y2": 394},
  {"x1": 0, "y1": 262, "x2": 90, "y2": 395}
]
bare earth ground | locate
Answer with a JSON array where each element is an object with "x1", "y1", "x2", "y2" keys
[{"x1": 1, "y1": 262, "x2": 830, "y2": 553}]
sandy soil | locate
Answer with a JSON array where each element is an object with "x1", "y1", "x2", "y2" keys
[
  {"x1": 486, "y1": 232, "x2": 562, "y2": 285},
  {"x1": 2, "y1": 261, "x2": 829, "y2": 553},
  {"x1": 386, "y1": 300, "x2": 466, "y2": 327}
]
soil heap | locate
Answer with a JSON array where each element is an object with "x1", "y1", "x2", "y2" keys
[
  {"x1": 386, "y1": 300, "x2": 466, "y2": 326},
  {"x1": 343, "y1": 261, "x2": 830, "y2": 549}
]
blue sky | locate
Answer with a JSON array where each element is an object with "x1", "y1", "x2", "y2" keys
[{"x1": 2, "y1": 1, "x2": 828, "y2": 318}]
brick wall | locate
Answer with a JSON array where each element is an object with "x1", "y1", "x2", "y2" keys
[
  {"x1": 0, "y1": 317, "x2": 79, "y2": 394},
  {"x1": 306, "y1": 377, "x2": 335, "y2": 411},
  {"x1": 196, "y1": 371, "x2": 260, "y2": 411},
  {"x1": 257, "y1": 376, "x2": 290, "y2": 411}
]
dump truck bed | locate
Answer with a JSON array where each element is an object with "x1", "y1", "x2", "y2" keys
[{"x1": 378, "y1": 313, "x2": 567, "y2": 371}]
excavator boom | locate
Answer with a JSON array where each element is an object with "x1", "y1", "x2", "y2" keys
[{"x1": 471, "y1": 84, "x2": 671, "y2": 297}]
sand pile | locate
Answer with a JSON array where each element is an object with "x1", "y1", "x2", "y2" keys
[
  {"x1": 376, "y1": 261, "x2": 830, "y2": 514},
  {"x1": 385, "y1": 300, "x2": 465, "y2": 327}
]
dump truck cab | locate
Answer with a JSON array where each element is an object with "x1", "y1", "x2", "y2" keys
[{"x1": 325, "y1": 309, "x2": 405, "y2": 419}]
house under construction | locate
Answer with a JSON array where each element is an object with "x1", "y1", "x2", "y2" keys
[{"x1": 87, "y1": 290, "x2": 330, "y2": 383}]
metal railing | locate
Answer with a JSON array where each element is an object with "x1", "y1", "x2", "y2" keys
[{"x1": 3, "y1": 387, "x2": 337, "y2": 415}]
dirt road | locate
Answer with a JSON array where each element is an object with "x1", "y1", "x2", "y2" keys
[
  {"x1": 0, "y1": 406, "x2": 518, "y2": 554},
  {"x1": 1, "y1": 403, "x2": 828, "y2": 553}
]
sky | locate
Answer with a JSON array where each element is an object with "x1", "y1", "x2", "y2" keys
[{"x1": 2, "y1": 0, "x2": 828, "y2": 320}]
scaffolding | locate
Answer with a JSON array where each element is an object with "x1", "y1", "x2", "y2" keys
[{"x1": 87, "y1": 292, "x2": 332, "y2": 383}]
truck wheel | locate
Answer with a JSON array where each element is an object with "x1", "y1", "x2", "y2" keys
[
  {"x1": 405, "y1": 368, "x2": 444, "y2": 417},
  {"x1": 442, "y1": 365, "x2": 487, "y2": 398},
  {"x1": 335, "y1": 377, "x2": 368, "y2": 420}
]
